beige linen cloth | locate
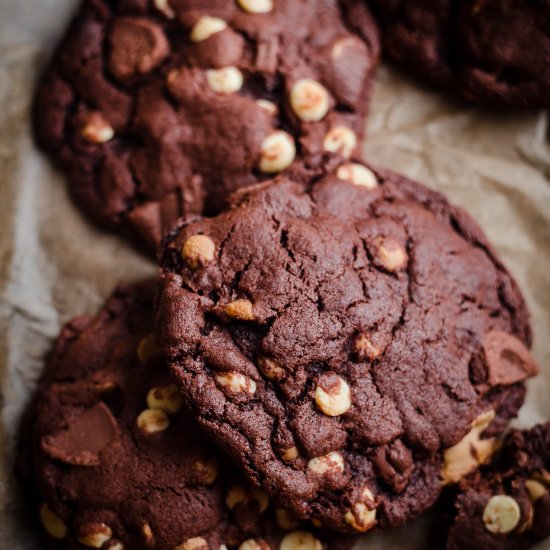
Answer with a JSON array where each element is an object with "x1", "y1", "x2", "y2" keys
[{"x1": 0, "y1": 1, "x2": 548, "y2": 548}]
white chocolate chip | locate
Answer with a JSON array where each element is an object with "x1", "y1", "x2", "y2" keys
[
  {"x1": 77, "y1": 523, "x2": 113, "y2": 548},
  {"x1": 483, "y1": 495, "x2": 521, "y2": 534},
  {"x1": 307, "y1": 451, "x2": 345, "y2": 476},
  {"x1": 175, "y1": 537, "x2": 209, "y2": 550},
  {"x1": 331, "y1": 37, "x2": 360, "y2": 60},
  {"x1": 147, "y1": 384, "x2": 183, "y2": 415},
  {"x1": 442, "y1": 410, "x2": 497, "y2": 485},
  {"x1": 344, "y1": 487, "x2": 377, "y2": 532},
  {"x1": 191, "y1": 16, "x2": 227, "y2": 42},
  {"x1": 256, "y1": 99, "x2": 278, "y2": 115},
  {"x1": 323, "y1": 127, "x2": 357, "y2": 159},
  {"x1": 518, "y1": 503, "x2": 534, "y2": 534},
  {"x1": 238, "y1": 539, "x2": 270, "y2": 550},
  {"x1": 141, "y1": 523, "x2": 155, "y2": 545},
  {"x1": 226, "y1": 484, "x2": 248, "y2": 509},
  {"x1": 336, "y1": 163, "x2": 378, "y2": 189},
  {"x1": 91, "y1": 378, "x2": 117, "y2": 392},
  {"x1": 137, "y1": 333, "x2": 161, "y2": 363},
  {"x1": 314, "y1": 376, "x2": 351, "y2": 417},
  {"x1": 237, "y1": 0, "x2": 273, "y2": 14},
  {"x1": 353, "y1": 333, "x2": 381, "y2": 360},
  {"x1": 167, "y1": 67, "x2": 182, "y2": 85},
  {"x1": 137, "y1": 408, "x2": 170, "y2": 434},
  {"x1": 276, "y1": 508, "x2": 300, "y2": 530},
  {"x1": 257, "y1": 356, "x2": 285, "y2": 380},
  {"x1": 81, "y1": 113, "x2": 114, "y2": 144},
  {"x1": 109, "y1": 544, "x2": 125, "y2": 550},
  {"x1": 226, "y1": 484, "x2": 269, "y2": 512},
  {"x1": 40, "y1": 504, "x2": 67, "y2": 540},
  {"x1": 182, "y1": 234, "x2": 216, "y2": 269},
  {"x1": 258, "y1": 131, "x2": 296, "y2": 173},
  {"x1": 194, "y1": 458, "x2": 220, "y2": 485},
  {"x1": 308, "y1": 522, "x2": 321, "y2": 534},
  {"x1": 290, "y1": 79, "x2": 330, "y2": 122},
  {"x1": 282, "y1": 446, "x2": 299, "y2": 462},
  {"x1": 280, "y1": 531, "x2": 322, "y2": 550},
  {"x1": 377, "y1": 238, "x2": 408, "y2": 272},
  {"x1": 525, "y1": 479, "x2": 548, "y2": 502},
  {"x1": 206, "y1": 66, "x2": 244, "y2": 94},
  {"x1": 154, "y1": 0, "x2": 175, "y2": 18},
  {"x1": 251, "y1": 487, "x2": 270, "y2": 513},
  {"x1": 224, "y1": 299, "x2": 255, "y2": 321},
  {"x1": 215, "y1": 372, "x2": 257, "y2": 396}
]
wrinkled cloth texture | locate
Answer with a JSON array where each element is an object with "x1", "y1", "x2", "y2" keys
[{"x1": 0, "y1": 0, "x2": 549, "y2": 549}]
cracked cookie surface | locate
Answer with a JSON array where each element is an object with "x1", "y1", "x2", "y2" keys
[
  {"x1": 34, "y1": 0, "x2": 379, "y2": 252},
  {"x1": 443, "y1": 423, "x2": 550, "y2": 550},
  {"x1": 17, "y1": 281, "x2": 354, "y2": 550},
  {"x1": 369, "y1": 0, "x2": 550, "y2": 108},
  {"x1": 158, "y1": 160, "x2": 538, "y2": 533}
]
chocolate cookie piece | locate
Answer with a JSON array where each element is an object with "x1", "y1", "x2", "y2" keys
[
  {"x1": 443, "y1": 423, "x2": 550, "y2": 550},
  {"x1": 34, "y1": 0, "x2": 380, "y2": 252},
  {"x1": 158, "y1": 159, "x2": 538, "y2": 533},
  {"x1": 17, "y1": 282, "x2": 354, "y2": 549},
  {"x1": 369, "y1": 0, "x2": 550, "y2": 108}
]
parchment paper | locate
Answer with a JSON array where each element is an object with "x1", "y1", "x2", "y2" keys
[{"x1": 0, "y1": 1, "x2": 549, "y2": 548}]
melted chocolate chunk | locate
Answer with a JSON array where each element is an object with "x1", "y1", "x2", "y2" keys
[{"x1": 41, "y1": 402, "x2": 118, "y2": 466}]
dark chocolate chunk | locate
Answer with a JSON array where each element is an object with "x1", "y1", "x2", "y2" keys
[
  {"x1": 482, "y1": 330, "x2": 539, "y2": 387},
  {"x1": 108, "y1": 18, "x2": 170, "y2": 82},
  {"x1": 41, "y1": 402, "x2": 118, "y2": 466}
]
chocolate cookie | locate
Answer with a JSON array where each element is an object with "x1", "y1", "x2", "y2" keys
[
  {"x1": 17, "y1": 282, "x2": 354, "y2": 549},
  {"x1": 369, "y1": 0, "x2": 550, "y2": 108},
  {"x1": 158, "y1": 158, "x2": 538, "y2": 533},
  {"x1": 34, "y1": 0, "x2": 380, "y2": 252},
  {"x1": 443, "y1": 423, "x2": 550, "y2": 550}
]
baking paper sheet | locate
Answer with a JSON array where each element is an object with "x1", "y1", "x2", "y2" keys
[{"x1": 0, "y1": 1, "x2": 549, "y2": 547}]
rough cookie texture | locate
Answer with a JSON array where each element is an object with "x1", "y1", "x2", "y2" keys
[
  {"x1": 443, "y1": 423, "x2": 550, "y2": 550},
  {"x1": 17, "y1": 282, "x2": 354, "y2": 550},
  {"x1": 34, "y1": 0, "x2": 380, "y2": 252},
  {"x1": 369, "y1": 0, "x2": 550, "y2": 108},
  {"x1": 158, "y1": 159, "x2": 537, "y2": 533}
]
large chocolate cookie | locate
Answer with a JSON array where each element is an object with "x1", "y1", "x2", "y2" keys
[
  {"x1": 17, "y1": 282, "x2": 354, "y2": 549},
  {"x1": 34, "y1": 0, "x2": 380, "y2": 252},
  {"x1": 443, "y1": 423, "x2": 550, "y2": 549},
  {"x1": 158, "y1": 159, "x2": 538, "y2": 533},
  {"x1": 369, "y1": 0, "x2": 550, "y2": 108}
]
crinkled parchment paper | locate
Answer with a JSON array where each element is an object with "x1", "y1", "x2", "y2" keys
[{"x1": 0, "y1": 1, "x2": 549, "y2": 548}]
